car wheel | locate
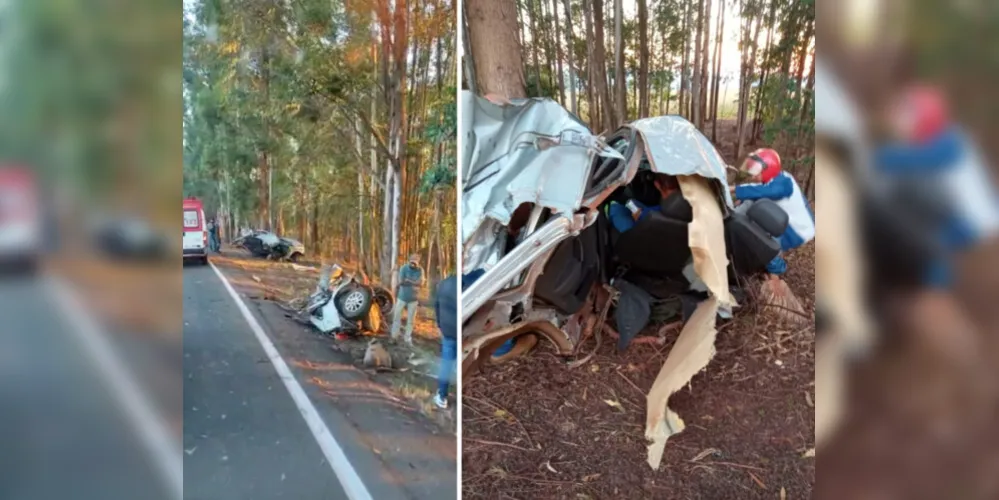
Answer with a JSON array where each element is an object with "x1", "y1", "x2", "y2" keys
[
  {"x1": 337, "y1": 286, "x2": 373, "y2": 320},
  {"x1": 201, "y1": 256, "x2": 210, "y2": 266},
  {"x1": 289, "y1": 252, "x2": 302, "y2": 263},
  {"x1": 373, "y1": 287, "x2": 394, "y2": 314}
]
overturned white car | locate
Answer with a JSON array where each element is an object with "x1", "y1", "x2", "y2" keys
[
  {"x1": 460, "y1": 92, "x2": 791, "y2": 468},
  {"x1": 306, "y1": 264, "x2": 394, "y2": 338}
]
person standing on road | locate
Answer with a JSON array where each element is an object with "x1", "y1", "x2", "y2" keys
[
  {"x1": 206, "y1": 217, "x2": 219, "y2": 253},
  {"x1": 392, "y1": 254, "x2": 424, "y2": 345},
  {"x1": 432, "y1": 274, "x2": 458, "y2": 409}
]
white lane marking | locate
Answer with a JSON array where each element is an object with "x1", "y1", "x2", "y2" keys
[
  {"x1": 46, "y1": 276, "x2": 183, "y2": 500},
  {"x1": 209, "y1": 261, "x2": 374, "y2": 500}
]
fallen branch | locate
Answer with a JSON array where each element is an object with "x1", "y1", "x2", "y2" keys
[
  {"x1": 464, "y1": 438, "x2": 535, "y2": 452},
  {"x1": 464, "y1": 394, "x2": 534, "y2": 447}
]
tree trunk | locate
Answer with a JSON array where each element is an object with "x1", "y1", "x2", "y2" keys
[
  {"x1": 679, "y1": 0, "x2": 691, "y2": 118},
  {"x1": 311, "y1": 201, "x2": 319, "y2": 256},
  {"x1": 551, "y1": 0, "x2": 566, "y2": 105},
  {"x1": 556, "y1": 0, "x2": 579, "y2": 116},
  {"x1": 583, "y1": 0, "x2": 598, "y2": 127},
  {"x1": 540, "y1": 0, "x2": 557, "y2": 99},
  {"x1": 710, "y1": 0, "x2": 724, "y2": 141},
  {"x1": 691, "y1": 0, "x2": 703, "y2": 128},
  {"x1": 659, "y1": 23, "x2": 668, "y2": 115},
  {"x1": 613, "y1": 0, "x2": 626, "y2": 122},
  {"x1": 561, "y1": 0, "x2": 577, "y2": 114},
  {"x1": 466, "y1": 0, "x2": 528, "y2": 98},
  {"x1": 699, "y1": 0, "x2": 712, "y2": 128},
  {"x1": 794, "y1": 19, "x2": 814, "y2": 113},
  {"x1": 637, "y1": 0, "x2": 649, "y2": 118},
  {"x1": 592, "y1": 0, "x2": 615, "y2": 131},
  {"x1": 258, "y1": 43, "x2": 272, "y2": 232},
  {"x1": 736, "y1": 3, "x2": 761, "y2": 161},
  {"x1": 797, "y1": 46, "x2": 815, "y2": 146},
  {"x1": 752, "y1": 0, "x2": 778, "y2": 141},
  {"x1": 528, "y1": 0, "x2": 542, "y2": 93}
]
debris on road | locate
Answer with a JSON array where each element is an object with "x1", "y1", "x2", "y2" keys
[{"x1": 363, "y1": 339, "x2": 392, "y2": 369}]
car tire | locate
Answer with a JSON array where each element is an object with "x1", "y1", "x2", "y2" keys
[
  {"x1": 337, "y1": 285, "x2": 373, "y2": 320},
  {"x1": 289, "y1": 252, "x2": 302, "y2": 263},
  {"x1": 373, "y1": 287, "x2": 394, "y2": 314},
  {"x1": 201, "y1": 256, "x2": 210, "y2": 266}
]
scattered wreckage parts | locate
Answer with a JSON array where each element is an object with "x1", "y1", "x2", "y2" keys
[{"x1": 461, "y1": 317, "x2": 575, "y2": 376}]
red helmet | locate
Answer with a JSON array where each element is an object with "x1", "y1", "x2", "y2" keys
[
  {"x1": 742, "y1": 148, "x2": 782, "y2": 183},
  {"x1": 893, "y1": 85, "x2": 949, "y2": 143}
]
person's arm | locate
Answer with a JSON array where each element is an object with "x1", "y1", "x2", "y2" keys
[
  {"x1": 434, "y1": 282, "x2": 443, "y2": 327},
  {"x1": 734, "y1": 174, "x2": 793, "y2": 201},
  {"x1": 637, "y1": 203, "x2": 660, "y2": 221},
  {"x1": 462, "y1": 268, "x2": 486, "y2": 290},
  {"x1": 875, "y1": 129, "x2": 963, "y2": 174},
  {"x1": 608, "y1": 202, "x2": 638, "y2": 233}
]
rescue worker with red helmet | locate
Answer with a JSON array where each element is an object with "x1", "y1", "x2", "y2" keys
[
  {"x1": 730, "y1": 147, "x2": 816, "y2": 275},
  {"x1": 874, "y1": 84, "x2": 999, "y2": 288}
]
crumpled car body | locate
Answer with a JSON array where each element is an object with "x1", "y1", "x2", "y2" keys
[
  {"x1": 234, "y1": 230, "x2": 306, "y2": 262},
  {"x1": 460, "y1": 91, "x2": 794, "y2": 468},
  {"x1": 306, "y1": 264, "x2": 394, "y2": 336}
]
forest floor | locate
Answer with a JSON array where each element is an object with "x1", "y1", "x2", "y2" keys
[
  {"x1": 461, "y1": 244, "x2": 816, "y2": 499},
  {"x1": 818, "y1": 238, "x2": 999, "y2": 498},
  {"x1": 209, "y1": 247, "x2": 456, "y2": 433}
]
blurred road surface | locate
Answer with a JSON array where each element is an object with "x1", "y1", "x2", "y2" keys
[{"x1": 0, "y1": 276, "x2": 175, "y2": 500}]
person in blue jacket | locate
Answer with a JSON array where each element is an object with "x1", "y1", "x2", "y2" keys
[
  {"x1": 730, "y1": 148, "x2": 816, "y2": 275},
  {"x1": 874, "y1": 84, "x2": 999, "y2": 289},
  {"x1": 432, "y1": 268, "x2": 489, "y2": 408},
  {"x1": 432, "y1": 274, "x2": 458, "y2": 409},
  {"x1": 606, "y1": 173, "x2": 681, "y2": 233}
]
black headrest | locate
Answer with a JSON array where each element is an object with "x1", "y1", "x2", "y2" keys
[
  {"x1": 660, "y1": 191, "x2": 693, "y2": 222},
  {"x1": 745, "y1": 199, "x2": 789, "y2": 237},
  {"x1": 615, "y1": 211, "x2": 691, "y2": 277}
]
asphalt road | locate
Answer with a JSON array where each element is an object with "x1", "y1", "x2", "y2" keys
[
  {"x1": 184, "y1": 262, "x2": 449, "y2": 500},
  {"x1": 0, "y1": 276, "x2": 174, "y2": 500}
]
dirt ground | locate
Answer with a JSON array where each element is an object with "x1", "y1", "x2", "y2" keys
[
  {"x1": 210, "y1": 247, "x2": 456, "y2": 432},
  {"x1": 818, "y1": 241, "x2": 999, "y2": 499},
  {"x1": 462, "y1": 244, "x2": 816, "y2": 499}
]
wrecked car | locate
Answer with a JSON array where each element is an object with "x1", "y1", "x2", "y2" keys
[
  {"x1": 234, "y1": 230, "x2": 306, "y2": 262},
  {"x1": 306, "y1": 264, "x2": 395, "y2": 338},
  {"x1": 459, "y1": 92, "x2": 790, "y2": 468}
]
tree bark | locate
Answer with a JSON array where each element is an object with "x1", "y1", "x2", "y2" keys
[
  {"x1": 528, "y1": 0, "x2": 542, "y2": 93},
  {"x1": 562, "y1": 0, "x2": 578, "y2": 114},
  {"x1": 710, "y1": 0, "x2": 725, "y2": 141},
  {"x1": 794, "y1": 19, "x2": 815, "y2": 113},
  {"x1": 736, "y1": 2, "x2": 762, "y2": 161},
  {"x1": 637, "y1": 0, "x2": 649, "y2": 118},
  {"x1": 354, "y1": 118, "x2": 366, "y2": 273},
  {"x1": 752, "y1": 0, "x2": 778, "y2": 141},
  {"x1": 691, "y1": 0, "x2": 703, "y2": 128},
  {"x1": 583, "y1": 0, "x2": 598, "y2": 127},
  {"x1": 613, "y1": 0, "x2": 626, "y2": 122},
  {"x1": 679, "y1": 0, "x2": 691, "y2": 118},
  {"x1": 551, "y1": 0, "x2": 566, "y2": 105},
  {"x1": 466, "y1": 0, "x2": 528, "y2": 98},
  {"x1": 592, "y1": 0, "x2": 615, "y2": 131},
  {"x1": 699, "y1": 0, "x2": 712, "y2": 127}
]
